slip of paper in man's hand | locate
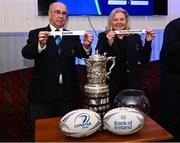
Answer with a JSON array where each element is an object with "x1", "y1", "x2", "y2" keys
[{"x1": 49, "y1": 31, "x2": 86, "y2": 37}]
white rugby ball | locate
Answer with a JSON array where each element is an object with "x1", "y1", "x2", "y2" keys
[
  {"x1": 103, "y1": 107, "x2": 144, "y2": 135},
  {"x1": 59, "y1": 109, "x2": 101, "y2": 138}
]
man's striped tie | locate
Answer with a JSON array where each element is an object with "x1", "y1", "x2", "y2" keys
[{"x1": 55, "y1": 29, "x2": 61, "y2": 54}]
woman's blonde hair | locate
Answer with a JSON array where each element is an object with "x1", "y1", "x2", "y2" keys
[{"x1": 105, "y1": 8, "x2": 130, "y2": 32}]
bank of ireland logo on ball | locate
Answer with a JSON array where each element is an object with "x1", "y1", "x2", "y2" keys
[
  {"x1": 60, "y1": 109, "x2": 101, "y2": 138},
  {"x1": 103, "y1": 107, "x2": 144, "y2": 135}
]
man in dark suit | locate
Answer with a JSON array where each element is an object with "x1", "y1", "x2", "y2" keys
[
  {"x1": 160, "y1": 17, "x2": 180, "y2": 141},
  {"x1": 21, "y1": 2, "x2": 93, "y2": 138}
]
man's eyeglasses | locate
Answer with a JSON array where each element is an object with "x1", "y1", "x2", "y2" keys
[{"x1": 51, "y1": 10, "x2": 67, "y2": 16}]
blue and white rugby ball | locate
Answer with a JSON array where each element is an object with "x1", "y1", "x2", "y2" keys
[
  {"x1": 103, "y1": 107, "x2": 144, "y2": 135},
  {"x1": 60, "y1": 109, "x2": 101, "y2": 138}
]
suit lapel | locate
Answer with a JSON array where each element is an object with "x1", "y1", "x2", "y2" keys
[
  {"x1": 44, "y1": 25, "x2": 59, "y2": 54},
  {"x1": 126, "y1": 36, "x2": 131, "y2": 57},
  {"x1": 113, "y1": 36, "x2": 121, "y2": 57}
]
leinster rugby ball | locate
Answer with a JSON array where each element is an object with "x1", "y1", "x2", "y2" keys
[
  {"x1": 103, "y1": 107, "x2": 144, "y2": 135},
  {"x1": 60, "y1": 109, "x2": 101, "y2": 138}
]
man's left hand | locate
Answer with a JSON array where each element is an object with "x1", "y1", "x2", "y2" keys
[
  {"x1": 146, "y1": 29, "x2": 155, "y2": 41},
  {"x1": 83, "y1": 32, "x2": 93, "y2": 49}
]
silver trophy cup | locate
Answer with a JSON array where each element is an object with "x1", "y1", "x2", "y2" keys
[{"x1": 83, "y1": 52, "x2": 115, "y2": 120}]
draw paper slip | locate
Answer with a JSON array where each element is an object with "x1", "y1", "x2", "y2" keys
[
  {"x1": 50, "y1": 31, "x2": 86, "y2": 36},
  {"x1": 114, "y1": 29, "x2": 146, "y2": 35}
]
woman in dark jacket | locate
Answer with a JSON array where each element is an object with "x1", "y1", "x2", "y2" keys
[{"x1": 96, "y1": 8, "x2": 155, "y2": 105}]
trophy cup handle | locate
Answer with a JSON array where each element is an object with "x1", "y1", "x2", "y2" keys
[{"x1": 106, "y1": 56, "x2": 115, "y2": 79}]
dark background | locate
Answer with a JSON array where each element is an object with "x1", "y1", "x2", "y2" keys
[{"x1": 37, "y1": 0, "x2": 168, "y2": 16}]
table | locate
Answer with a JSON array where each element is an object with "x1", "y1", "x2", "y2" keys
[{"x1": 35, "y1": 115, "x2": 173, "y2": 142}]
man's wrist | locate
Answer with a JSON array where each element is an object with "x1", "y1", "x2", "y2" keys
[
  {"x1": 83, "y1": 45, "x2": 92, "y2": 55},
  {"x1": 38, "y1": 42, "x2": 46, "y2": 53}
]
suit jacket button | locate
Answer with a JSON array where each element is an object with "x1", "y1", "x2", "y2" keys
[{"x1": 127, "y1": 70, "x2": 130, "y2": 73}]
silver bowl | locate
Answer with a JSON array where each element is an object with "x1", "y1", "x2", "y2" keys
[{"x1": 113, "y1": 89, "x2": 150, "y2": 114}]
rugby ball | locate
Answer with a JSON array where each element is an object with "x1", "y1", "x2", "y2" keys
[
  {"x1": 59, "y1": 109, "x2": 101, "y2": 138},
  {"x1": 103, "y1": 107, "x2": 144, "y2": 135}
]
